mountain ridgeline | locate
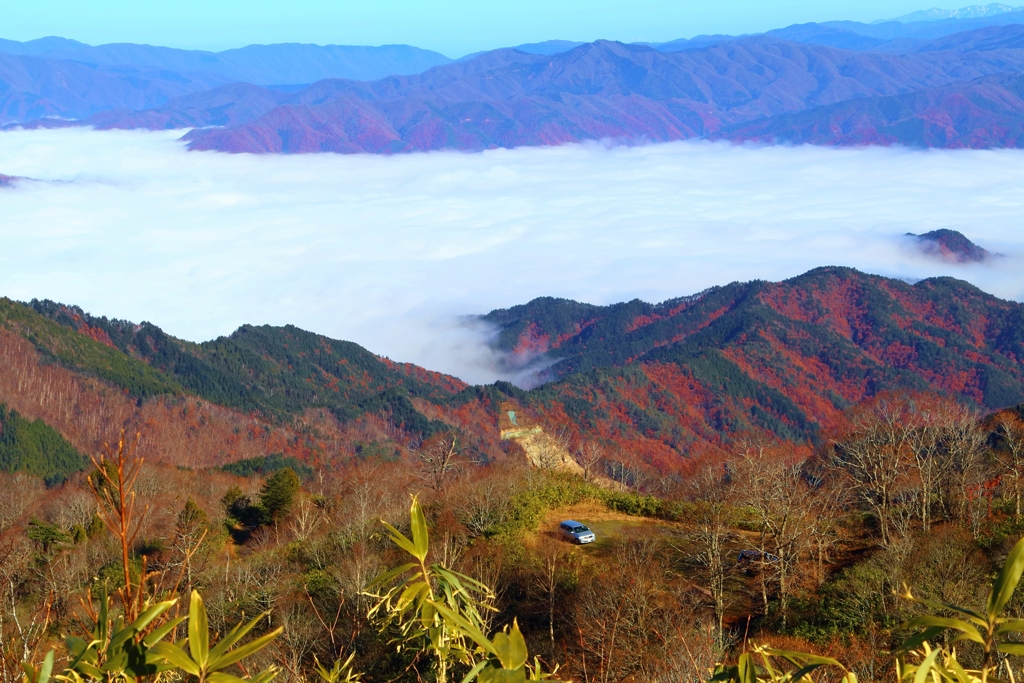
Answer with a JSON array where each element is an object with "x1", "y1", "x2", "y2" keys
[
  {"x1": 86, "y1": 29, "x2": 1024, "y2": 153},
  {"x1": 13, "y1": 15, "x2": 1024, "y2": 150},
  {"x1": 483, "y1": 267, "x2": 1024, "y2": 464},
  {"x1": 23, "y1": 299, "x2": 468, "y2": 428},
  {"x1": 1, "y1": 267, "x2": 1023, "y2": 478}
]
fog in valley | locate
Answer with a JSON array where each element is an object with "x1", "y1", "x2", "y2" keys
[{"x1": 1, "y1": 128, "x2": 1022, "y2": 385}]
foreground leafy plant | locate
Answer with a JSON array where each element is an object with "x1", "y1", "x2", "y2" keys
[
  {"x1": 369, "y1": 496, "x2": 562, "y2": 682},
  {"x1": 150, "y1": 590, "x2": 281, "y2": 683},
  {"x1": 897, "y1": 535, "x2": 1024, "y2": 683},
  {"x1": 21, "y1": 651, "x2": 54, "y2": 683},
  {"x1": 711, "y1": 645, "x2": 856, "y2": 683},
  {"x1": 64, "y1": 584, "x2": 181, "y2": 683},
  {"x1": 313, "y1": 653, "x2": 363, "y2": 683}
]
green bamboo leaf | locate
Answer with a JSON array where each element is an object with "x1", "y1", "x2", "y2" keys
[
  {"x1": 209, "y1": 626, "x2": 283, "y2": 670},
  {"x1": 998, "y1": 642, "x2": 1024, "y2": 655},
  {"x1": 150, "y1": 643, "x2": 201, "y2": 677},
  {"x1": 368, "y1": 563, "x2": 418, "y2": 589},
  {"x1": 208, "y1": 673, "x2": 249, "y2": 683},
  {"x1": 904, "y1": 617, "x2": 984, "y2": 644},
  {"x1": 710, "y1": 665, "x2": 737, "y2": 683},
  {"x1": 110, "y1": 625, "x2": 139, "y2": 651},
  {"x1": 144, "y1": 646, "x2": 177, "y2": 672},
  {"x1": 736, "y1": 653, "x2": 758, "y2": 683},
  {"x1": 897, "y1": 627, "x2": 946, "y2": 654},
  {"x1": 506, "y1": 621, "x2": 528, "y2": 671},
  {"x1": 380, "y1": 521, "x2": 421, "y2": 560},
  {"x1": 913, "y1": 647, "x2": 941, "y2": 683},
  {"x1": 431, "y1": 602, "x2": 496, "y2": 656},
  {"x1": 209, "y1": 612, "x2": 269, "y2": 662},
  {"x1": 904, "y1": 595, "x2": 987, "y2": 627},
  {"x1": 40, "y1": 650, "x2": 54, "y2": 683},
  {"x1": 396, "y1": 582, "x2": 430, "y2": 611},
  {"x1": 101, "y1": 644, "x2": 129, "y2": 671},
  {"x1": 210, "y1": 621, "x2": 248, "y2": 659},
  {"x1": 493, "y1": 631, "x2": 512, "y2": 669},
  {"x1": 143, "y1": 617, "x2": 186, "y2": 647},
  {"x1": 421, "y1": 600, "x2": 438, "y2": 626},
  {"x1": 71, "y1": 663, "x2": 103, "y2": 681},
  {"x1": 25, "y1": 650, "x2": 55, "y2": 683},
  {"x1": 997, "y1": 619, "x2": 1024, "y2": 635},
  {"x1": 947, "y1": 658, "x2": 972, "y2": 683},
  {"x1": 461, "y1": 659, "x2": 489, "y2": 683},
  {"x1": 435, "y1": 567, "x2": 491, "y2": 595},
  {"x1": 64, "y1": 636, "x2": 93, "y2": 666},
  {"x1": 250, "y1": 668, "x2": 280, "y2": 683},
  {"x1": 410, "y1": 496, "x2": 429, "y2": 562},
  {"x1": 131, "y1": 600, "x2": 176, "y2": 633},
  {"x1": 97, "y1": 586, "x2": 109, "y2": 628},
  {"x1": 989, "y1": 536, "x2": 1024, "y2": 619},
  {"x1": 763, "y1": 648, "x2": 844, "y2": 669},
  {"x1": 188, "y1": 590, "x2": 210, "y2": 668},
  {"x1": 479, "y1": 669, "x2": 526, "y2": 683},
  {"x1": 759, "y1": 651, "x2": 781, "y2": 682},
  {"x1": 790, "y1": 663, "x2": 826, "y2": 682}
]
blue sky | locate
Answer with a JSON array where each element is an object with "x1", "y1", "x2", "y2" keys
[{"x1": 7, "y1": 0, "x2": 940, "y2": 56}]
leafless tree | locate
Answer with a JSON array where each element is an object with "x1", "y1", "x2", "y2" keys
[
  {"x1": 909, "y1": 402, "x2": 947, "y2": 532},
  {"x1": 168, "y1": 498, "x2": 209, "y2": 596},
  {"x1": 831, "y1": 396, "x2": 918, "y2": 545},
  {"x1": 801, "y1": 458, "x2": 847, "y2": 586},
  {"x1": 289, "y1": 495, "x2": 324, "y2": 542},
  {"x1": 995, "y1": 413, "x2": 1024, "y2": 516},
  {"x1": 575, "y1": 440, "x2": 605, "y2": 483},
  {"x1": 453, "y1": 475, "x2": 516, "y2": 537},
  {"x1": 641, "y1": 616, "x2": 720, "y2": 683},
  {"x1": 0, "y1": 474, "x2": 42, "y2": 533},
  {"x1": 939, "y1": 404, "x2": 988, "y2": 533},
  {"x1": 732, "y1": 443, "x2": 814, "y2": 625},
  {"x1": 45, "y1": 487, "x2": 96, "y2": 531},
  {"x1": 687, "y1": 464, "x2": 735, "y2": 649},
  {"x1": 529, "y1": 423, "x2": 575, "y2": 471},
  {"x1": 341, "y1": 460, "x2": 384, "y2": 540},
  {"x1": 574, "y1": 534, "x2": 663, "y2": 683},
  {"x1": 415, "y1": 430, "x2": 461, "y2": 492},
  {"x1": 530, "y1": 535, "x2": 573, "y2": 660},
  {"x1": 0, "y1": 540, "x2": 53, "y2": 683}
]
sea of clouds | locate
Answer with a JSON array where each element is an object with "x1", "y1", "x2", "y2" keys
[{"x1": 1, "y1": 128, "x2": 1023, "y2": 386}]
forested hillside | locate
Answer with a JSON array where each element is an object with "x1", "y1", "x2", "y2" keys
[
  {"x1": 0, "y1": 403, "x2": 84, "y2": 483},
  {"x1": 485, "y1": 267, "x2": 1024, "y2": 470},
  {"x1": 2, "y1": 266, "x2": 1024, "y2": 481},
  {"x1": 0, "y1": 297, "x2": 513, "y2": 472}
]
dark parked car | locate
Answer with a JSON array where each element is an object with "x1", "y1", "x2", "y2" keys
[
  {"x1": 559, "y1": 520, "x2": 596, "y2": 544},
  {"x1": 737, "y1": 549, "x2": 780, "y2": 564}
]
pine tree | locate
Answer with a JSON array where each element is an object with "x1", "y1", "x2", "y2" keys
[{"x1": 259, "y1": 467, "x2": 300, "y2": 522}]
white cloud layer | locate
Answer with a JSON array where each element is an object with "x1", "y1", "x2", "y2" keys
[{"x1": 1, "y1": 128, "x2": 1024, "y2": 385}]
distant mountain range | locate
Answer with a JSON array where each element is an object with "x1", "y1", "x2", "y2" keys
[
  {"x1": 0, "y1": 37, "x2": 452, "y2": 84},
  {"x1": 3, "y1": 266, "x2": 1023, "y2": 478},
  {"x1": 10, "y1": 7, "x2": 1024, "y2": 151},
  {"x1": 884, "y1": 4, "x2": 1023, "y2": 23}
]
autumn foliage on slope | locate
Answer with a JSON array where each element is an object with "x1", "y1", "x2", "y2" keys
[
  {"x1": 486, "y1": 267, "x2": 1024, "y2": 473},
  {"x1": 0, "y1": 298, "x2": 512, "y2": 475},
  {"x1": 2, "y1": 266, "x2": 1024, "y2": 481}
]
